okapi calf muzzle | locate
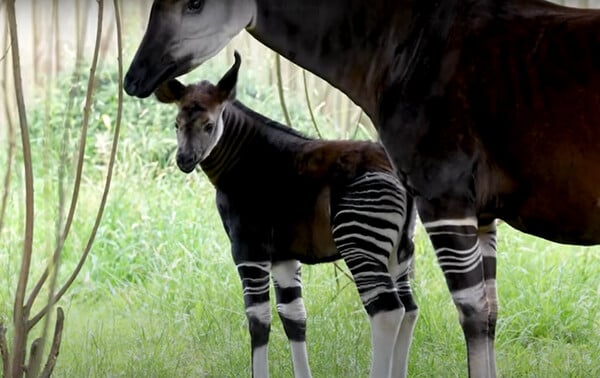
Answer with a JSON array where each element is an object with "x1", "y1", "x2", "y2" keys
[{"x1": 176, "y1": 150, "x2": 199, "y2": 174}]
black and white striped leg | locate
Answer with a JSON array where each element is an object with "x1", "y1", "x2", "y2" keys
[
  {"x1": 392, "y1": 270, "x2": 418, "y2": 378},
  {"x1": 272, "y1": 260, "x2": 312, "y2": 378},
  {"x1": 236, "y1": 261, "x2": 272, "y2": 378},
  {"x1": 479, "y1": 220, "x2": 498, "y2": 375},
  {"x1": 390, "y1": 204, "x2": 418, "y2": 378},
  {"x1": 332, "y1": 172, "x2": 406, "y2": 378},
  {"x1": 422, "y1": 214, "x2": 494, "y2": 378}
]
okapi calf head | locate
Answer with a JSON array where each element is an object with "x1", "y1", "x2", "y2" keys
[{"x1": 154, "y1": 52, "x2": 241, "y2": 173}]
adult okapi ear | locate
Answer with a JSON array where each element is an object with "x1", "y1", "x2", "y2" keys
[
  {"x1": 216, "y1": 51, "x2": 241, "y2": 102},
  {"x1": 154, "y1": 79, "x2": 187, "y2": 104}
]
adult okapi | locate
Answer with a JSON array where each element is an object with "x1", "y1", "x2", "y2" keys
[{"x1": 124, "y1": 1, "x2": 600, "y2": 377}]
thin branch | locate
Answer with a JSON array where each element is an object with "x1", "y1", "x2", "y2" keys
[
  {"x1": 39, "y1": 307, "x2": 64, "y2": 378},
  {"x1": 29, "y1": 0, "x2": 124, "y2": 330},
  {"x1": 7, "y1": 0, "x2": 36, "y2": 375},
  {"x1": 334, "y1": 262, "x2": 354, "y2": 286},
  {"x1": 0, "y1": 21, "x2": 16, "y2": 236},
  {"x1": 302, "y1": 70, "x2": 323, "y2": 139},
  {"x1": 26, "y1": 0, "x2": 90, "y2": 311},
  {"x1": 0, "y1": 323, "x2": 9, "y2": 378},
  {"x1": 275, "y1": 53, "x2": 293, "y2": 127},
  {"x1": 26, "y1": 0, "x2": 105, "y2": 312}
]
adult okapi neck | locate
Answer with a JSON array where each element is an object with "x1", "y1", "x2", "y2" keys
[
  {"x1": 199, "y1": 103, "x2": 258, "y2": 186},
  {"x1": 249, "y1": 0, "x2": 417, "y2": 120}
]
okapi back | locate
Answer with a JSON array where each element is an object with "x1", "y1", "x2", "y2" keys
[{"x1": 296, "y1": 140, "x2": 393, "y2": 185}]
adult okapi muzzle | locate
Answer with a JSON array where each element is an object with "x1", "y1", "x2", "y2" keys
[
  {"x1": 124, "y1": 0, "x2": 256, "y2": 98},
  {"x1": 154, "y1": 52, "x2": 241, "y2": 174}
]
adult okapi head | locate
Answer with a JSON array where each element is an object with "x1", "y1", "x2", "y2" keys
[
  {"x1": 155, "y1": 52, "x2": 241, "y2": 173},
  {"x1": 124, "y1": 0, "x2": 255, "y2": 98}
]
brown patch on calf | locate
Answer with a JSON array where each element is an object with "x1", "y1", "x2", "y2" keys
[{"x1": 296, "y1": 140, "x2": 393, "y2": 184}]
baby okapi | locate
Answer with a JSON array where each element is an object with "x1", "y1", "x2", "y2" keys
[{"x1": 155, "y1": 53, "x2": 418, "y2": 378}]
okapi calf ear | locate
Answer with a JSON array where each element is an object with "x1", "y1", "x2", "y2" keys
[
  {"x1": 154, "y1": 79, "x2": 187, "y2": 104},
  {"x1": 216, "y1": 51, "x2": 241, "y2": 102}
]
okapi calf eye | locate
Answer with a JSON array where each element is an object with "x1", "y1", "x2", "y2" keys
[
  {"x1": 186, "y1": 0, "x2": 205, "y2": 13},
  {"x1": 204, "y1": 123, "x2": 215, "y2": 133}
]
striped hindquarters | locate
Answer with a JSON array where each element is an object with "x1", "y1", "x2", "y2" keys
[{"x1": 331, "y1": 172, "x2": 408, "y2": 315}]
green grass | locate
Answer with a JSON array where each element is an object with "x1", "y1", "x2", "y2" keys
[{"x1": 1, "y1": 61, "x2": 599, "y2": 377}]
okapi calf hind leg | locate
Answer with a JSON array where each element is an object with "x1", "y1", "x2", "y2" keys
[
  {"x1": 271, "y1": 260, "x2": 311, "y2": 378},
  {"x1": 390, "y1": 201, "x2": 418, "y2": 378},
  {"x1": 419, "y1": 207, "x2": 495, "y2": 378},
  {"x1": 331, "y1": 172, "x2": 412, "y2": 378},
  {"x1": 391, "y1": 270, "x2": 418, "y2": 378}
]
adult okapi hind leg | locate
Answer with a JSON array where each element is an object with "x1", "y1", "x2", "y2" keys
[
  {"x1": 479, "y1": 220, "x2": 498, "y2": 375},
  {"x1": 419, "y1": 206, "x2": 495, "y2": 378}
]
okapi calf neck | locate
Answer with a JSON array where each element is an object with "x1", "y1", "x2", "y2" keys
[{"x1": 155, "y1": 52, "x2": 419, "y2": 378}]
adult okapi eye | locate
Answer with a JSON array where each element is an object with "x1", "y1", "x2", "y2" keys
[
  {"x1": 204, "y1": 123, "x2": 214, "y2": 133},
  {"x1": 186, "y1": 0, "x2": 205, "y2": 12}
]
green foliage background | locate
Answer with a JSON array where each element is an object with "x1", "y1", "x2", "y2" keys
[{"x1": 1, "y1": 0, "x2": 599, "y2": 375}]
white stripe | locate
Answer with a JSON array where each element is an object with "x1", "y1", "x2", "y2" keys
[
  {"x1": 427, "y1": 230, "x2": 477, "y2": 237},
  {"x1": 422, "y1": 217, "x2": 478, "y2": 229},
  {"x1": 237, "y1": 261, "x2": 271, "y2": 272},
  {"x1": 276, "y1": 298, "x2": 307, "y2": 322},
  {"x1": 438, "y1": 251, "x2": 481, "y2": 269},
  {"x1": 435, "y1": 241, "x2": 480, "y2": 256},
  {"x1": 272, "y1": 260, "x2": 301, "y2": 288},
  {"x1": 333, "y1": 219, "x2": 400, "y2": 242},
  {"x1": 450, "y1": 282, "x2": 487, "y2": 307},
  {"x1": 246, "y1": 301, "x2": 271, "y2": 324},
  {"x1": 333, "y1": 210, "x2": 403, "y2": 226},
  {"x1": 336, "y1": 246, "x2": 389, "y2": 266},
  {"x1": 361, "y1": 287, "x2": 398, "y2": 305}
]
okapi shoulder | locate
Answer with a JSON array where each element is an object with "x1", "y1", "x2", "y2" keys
[{"x1": 294, "y1": 140, "x2": 393, "y2": 183}]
